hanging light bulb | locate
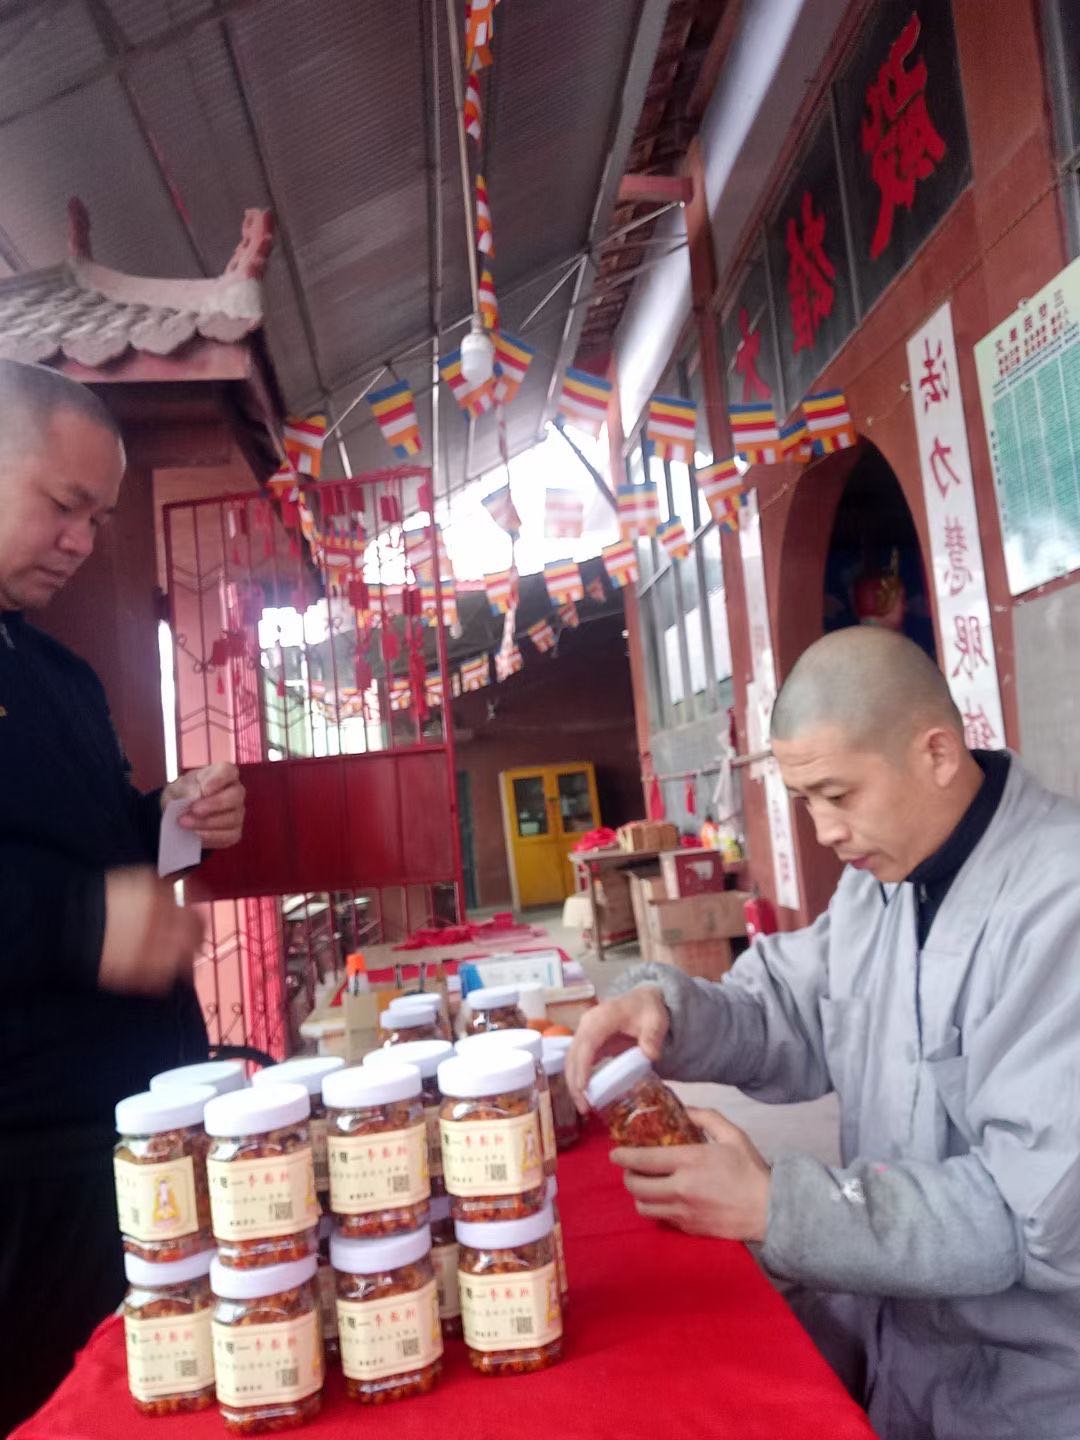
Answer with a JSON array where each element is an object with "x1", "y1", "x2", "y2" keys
[{"x1": 460, "y1": 315, "x2": 495, "y2": 385}]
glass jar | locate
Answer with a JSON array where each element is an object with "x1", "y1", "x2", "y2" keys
[
  {"x1": 204, "y1": 1084, "x2": 320, "y2": 1269},
  {"x1": 252, "y1": 1057, "x2": 345, "y2": 1203},
  {"x1": 364, "y1": 1039, "x2": 453, "y2": 1198},
  {"x1": 437, "y1": 1052, "x2": 545, "y2": 1223},
  {"x1": 122, "y1": 1248, "x2": 215, "y2": 1416},
  {"x1": 316, "y1": 1215, "x2": 338, "y2": 1359},
  {"x1": 456, "y1": 1204, "x2": 562, "y2": 1375},
  {"x1": 584, "y1": 1046, "x2": 704, "y2": 1146},
  {"x1": 463, "y1": 985, "x2": 527, "y2": 1036},
  {"x1": 323, "y1": 1062, "x2": 430, "y2": 1239},
  {"x1": 331, "y1": 1225, "x2": 443, "y2": 1403},
  {"x1": 210, "y1": 1254, "x2": 323, "y2": 1433},
  {"x1": 150, "y1": 1059, "x2": 248, "y2": 1098},
  {"x1": 546, "y1": 1176, "x2": 569, "y2": 1304},
  {"x1": 457, "y1": 1029, "x2": 557, "y2": 1177},
  {"x1": 542, "y1": 1037, "x2": 581, "y2": 1151},
  {"x1": 428, "y1": 1192, "x2": 461, "y2": 1338},
  {"x1": 378, "y1": 995, "x2": 451, "y2": 1046},
  {"x1": 114, "y1": 1085, "x2": 215, "y2": 1263}
]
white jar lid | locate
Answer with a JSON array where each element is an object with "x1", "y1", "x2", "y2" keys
[
  {"x1": 364, "y1": 1039, "x2": 453, "y2": 1079},
  {"x1": 252, "y1": 1056, "x2": 345, "y2": 1097},
  {"x1": 543, "y1": 1034, "x2": 573, "y2": 1054},
  {"x1": 455, "y1": 1203, "x2": 554, "y2": 1252},
  {"x1": 115, "y1": 1084, "x2": 215, "y2": 1136},
  {"x1": 457, "y1": 1028, "x2": 542, "y2": 1063},
  {"x1": 211, "y1": 1253, "x2": 317, "y2": 1300},
  {"x1": 386, "y1": 993, "x2": 440, "y2": 1014},
  {"x1": 541, "y1": 1039, "x2": 567, "y2": 1076},
  {"x1": 466, "y1": 984, "x2": 520, "y2": 1011},
  {"x1": 203, "y1": 1081, "x2": 310, "y2": 1138},
  {"x1": 583, "y1": 1046, "x2": 654, "y2": 1113},
  {"x1": 323, "y1": 1061, "x2": 421, "y2": 1109},
  {"x1": 330, "y1": 1224, "x2": 432, "y2": 1275},
  {"x1": 428, "y1": 1192, "x2": 452, "y2": 1225},
  {"x1": 125, "y1": 1247, "x2": 215, "y2": 1289},
  {"x1": 382, "y1": 1004, "x2": 440, "y2": 1032},
  {"x1": 437, "y1": 1050, "x2": 535, "y2": 1100},
  {"x1": 150, "y1": 1060, "x2": 248, "y2": 1097}
]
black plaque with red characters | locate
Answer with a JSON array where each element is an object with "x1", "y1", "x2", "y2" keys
[
  {"x1": 835, "y1": 0, "x2": 971, "y2": 314},
  {"x1": 720, "y1": 256, "x2": 785, "y2": 417}
]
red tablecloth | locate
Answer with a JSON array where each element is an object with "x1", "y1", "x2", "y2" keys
[{"x1": 17, "y1": 1133, "x2": 876, "y2": 1440}]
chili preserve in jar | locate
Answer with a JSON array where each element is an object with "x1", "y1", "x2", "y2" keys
[
  {"x1": 463, "y1": 985, "x2": 527, "y2": 1036},
  {"x1": 331, "y1": 1224, "x2": 443, "y2": 1403},
  {"x1": 151, "y1": 1059, "x2": 248, "y2": 1098},
  {"x1": 428, "y1": 1192, "x2": 461, "y2": 1338},
  {"x1": 379, "y1": 994, "x2": 451, "y2": 1045},
  {"x1": 114, "y1": 1085, "x2": 215, "y2": 1263},
  {"x1": 584, "y1": 1046, "x2": 705, "y2": 1147},
  {"x1": 210, "y1": 1254, "x2": 324, "y2": 1433},
  {"x1": 323, "y1": 1062, "x2": 430, "y2": 1238},
  {"x1": 204, "y1": 1084, "x2": 320, "y2": 1269},
  {"x1": 122, "y1": 1248, "x2": 215, "y2": 1416},
  {"x1": 253, "y1": 1057, "x2": 344, "y2": 1203},
  {"x1": 364, "y1": 1039, "x2": 453, "y2": 1197},
  {"x1": 457, "y1": 1029, "x2": 557, "y2": 1176},
  {"x1": 437, "y1": 1052, "x2": 545, "y2": 1223},
  {"x1": 456, "y1": 1203, "x2": 563, "y2": 1375},
  {"x1": 542, "y1": 1036, "x2": 581, "y2": 1151}
]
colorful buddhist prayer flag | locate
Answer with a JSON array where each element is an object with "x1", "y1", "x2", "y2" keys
[
  {"x1": 461, "y1": 654, "x2": 491, "y2": 692},
  {"x1": 478, "y1": 267, "x2": 499, "y2": 331},
  {"x1": 779, "y1": 415, "x2": 813, "y2": 464},
  {"x1": 586, "y1": 576, "x2": 607, "y2": 603},
  {"x1": 388, "y1": 677, "x2": 412, "y2": 712},
  {"x1": 368, "y1": 381, "x2": 422, "y2": 459},
  {"x1": 439, "y1": 348, "x2": 497, "y2": 417},
  {"x1": 657, "y1": 516, "x2": 691, "y2": 562},
  {"x1": 476, "y1": 174, "x2": 494, "y2": 257},
  {"x1": 729, "y1": 402, "x2": 781, "y2": 465},
  {"x1": 557, "y1": 601, "x2": 579, "y2": 629},
  {"x1": 616, "y1": 482, "x2": 660, "y2": 539},
  {"x1": 493, "y1": 332, "x2": 535, "y2": 405},
  {"x1": 282, "y1": 414, "x2": 326, "y2": 477},
  {"x1": 419, "y1": 580, "x2": 458, "y2": 628},
  {"x1": 601, "y1": 538, "x2": 639, "y2": 589},
  {"x1": 646, "y1": 394, "x2": 698, "y2": 464},
  {"x1": 481, "y1": 483, "x2": 521, "y2": 534},
  {"x1": 544, "y1": 487, "x2": 584, "y2": 540},
  {"x1": 484, "y1": 568, "x2": 519, "y2": 614},
  {"x1": 695, "y1": 458, "x2": 747, "y2": 530},
  {"x1": 405, "y1": 525, "x2": 451, "y2": 581},
  {"x1": 464, "y1": 71, "x2": 482, "y2": 142},
  {"x1": 802, "y1": 390, "x2": 856, "y2": 454},
  {"x1": 544, "y1": 558, "x2": 585, "y2": 607},
  {"x1": 465, "y1": 0, "x2": 494, "y2": 71},
  {"x1": 526, "y1": 618, "x2": 557, "y2": 654},
  {"x1": 557, "y1": 366, "x2": 612, "y2": 437},
  {"x1": 495, "y1": 644, "x2": 524, "y2": 681}
]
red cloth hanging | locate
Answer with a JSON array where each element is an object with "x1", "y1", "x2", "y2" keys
[
  {"x1": 684, "y1": 777, "x2": 697, "y2": 815},
  {"x1": 647, "y1": 770, "x2": 665, "y2": 821},
  {"x1": 379, "y1": 494, "x2": 403, "y2": 525}
]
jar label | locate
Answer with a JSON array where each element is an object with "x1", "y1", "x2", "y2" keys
[
  {"x1": 113, "y1": 1155, "x2": 199, "y2": 1243},
  {"x1": 124, "y1": 1307, "x2": 213, "y2": 1401},
  {"x1": 439, "y1": 1112, "x2": 543, "y2": 1196},
  {"x1": 212, "y1": 1311, "x2": 323, "y2": 1407},
  {"x1": 554, "y1": 1217, "x2": 568, "y2": 1297},
  {"x1": 337, "y1": 1278, "x2": 443, "y2": 1381},
  {"x1": 328, "y1": 1124, "x2": 428, "y2": 1215},
  {"x1": 460, "y1": 1261, "x2": 562, "y2": 1353},
  {"x1": 424, "y1": 1104, "x2": 444, "y2": 1179},
  {"x1": 310, "y1": 1117, "x2": 330, "y2": 1193},
  {"x1": 317, "y1": 1262, "x2": 339, "y2": 1343},
  {"x1": 431, "y1": 1241, "x2": 461, "y2": 1319},
  {"x1": 207, "y1": 1148, "x2": 319, "y2": 1241},
  {"x1": 539, "y1": 1089, "x2": 558, "y2": 1165}
]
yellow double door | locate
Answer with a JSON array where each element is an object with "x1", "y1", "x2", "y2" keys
[{"x1": 500, "y1": 763, "x2": 601, "y2": 910}]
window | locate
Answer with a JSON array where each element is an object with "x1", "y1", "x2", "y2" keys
[{"x1": 1043, "y1": 0, "x2": 1080, "y2": 256}]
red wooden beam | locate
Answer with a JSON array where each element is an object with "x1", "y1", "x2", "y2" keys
[{"x1": 617, "y1": 173, "x2": 693, "y2": 205}]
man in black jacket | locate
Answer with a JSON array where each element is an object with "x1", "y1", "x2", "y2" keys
[{"x1": 0, "y1": 360, "x2": 246, "y2": 1433}]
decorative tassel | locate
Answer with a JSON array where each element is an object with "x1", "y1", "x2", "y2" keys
[{"x1": 684, "y1": 777, "x2": 697, "y2": 815}]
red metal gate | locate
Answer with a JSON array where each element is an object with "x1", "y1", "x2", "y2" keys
[{"x1": 164, "y1": 466, "x2": 463, "y2": 1058}]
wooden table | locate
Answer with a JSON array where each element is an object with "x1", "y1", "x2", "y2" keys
[{"x1": 569, "y1": 846, "x2": 666, "y2": 961}]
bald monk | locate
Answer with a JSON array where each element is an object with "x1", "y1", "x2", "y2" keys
[{"x1": 568, "y1": 628, "x2": 1080, "y2": 1440}]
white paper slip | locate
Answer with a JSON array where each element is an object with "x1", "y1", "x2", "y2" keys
[{"x1": 158, "y1": 798, "x2": 203, "y2": 878}]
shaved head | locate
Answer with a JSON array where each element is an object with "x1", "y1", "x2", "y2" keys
[
  {"x1": 771, "y1": 627, "x2": 961, "y2": 753},
  {"x1": 0, "y1": 358, "x2": 121, "y2": 461}
]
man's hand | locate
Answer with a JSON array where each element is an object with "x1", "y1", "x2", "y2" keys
[
  {"x1": 611, "y1": 1107, "x2": 772, "y2": 1242},
  {"x1": 99, "y1": 867, "x2": 205, "y2": 997},
  {"x1": 163, "y1": 762, "x2": 245, "y2": 849},
  {"x1": 566, "y1": 985, "x2": 671, "y2": 1113}
]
